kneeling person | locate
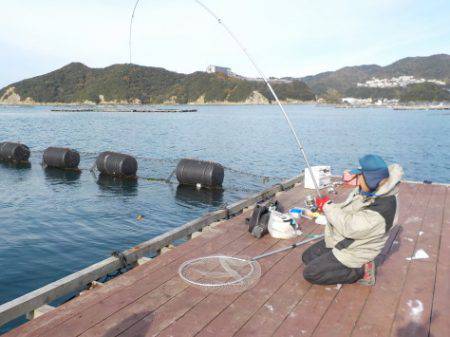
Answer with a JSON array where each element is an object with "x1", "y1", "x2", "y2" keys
[{"x1": 302, "y1": 154, "x2": 403, "y2": 286}]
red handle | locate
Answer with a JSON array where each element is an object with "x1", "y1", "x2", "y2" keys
[{"x1": 315, "y1": 196, "x2": 330, "y2": 213}]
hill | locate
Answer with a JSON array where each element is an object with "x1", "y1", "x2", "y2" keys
[
  {"x1": 301, "y1": 64, "x2": 381, "y2": 95},
  {"x1": 0, "y1": 63, "x2": 316, "y2": 105},
  {"x1": 302, "y1": 54, "x2": 450, "y2": 97}
]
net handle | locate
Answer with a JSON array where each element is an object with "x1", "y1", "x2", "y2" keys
[{"x1": 251, "y1": 234, "x2": 324, "y2": 261}]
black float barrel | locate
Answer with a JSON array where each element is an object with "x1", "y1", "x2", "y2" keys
[
  {"x1": 43, "y1": 147, "x2": 80, "y2": 169},
  {"x1": 0, "y1": 142, "x2": 30, "y2": 163},
  {"x1": 96, "y1": 152, "x2": 138, "y2": 177},
  {"x1": 176, "y1": 158, "x2": 224, "y2": 188}
]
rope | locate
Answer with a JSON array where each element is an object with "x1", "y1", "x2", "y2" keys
[{"x1": 112, "y1": 251, "x2": 129, "y2": 268}]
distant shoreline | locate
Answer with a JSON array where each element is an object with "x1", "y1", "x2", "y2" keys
[
  {"x1": 1, "y1": 101, "x2": 449, "y2": 110},
  {"x1": 0, "y1": 100, "x2": 318, "y2": 107}
]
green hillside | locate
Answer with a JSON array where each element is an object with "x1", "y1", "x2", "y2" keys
[
  {"x1": 302, "y1": 54, "x2": 450, "y2": 98},
  {"x1": 301, "y1": 64, "x2": 381, "y2": 95},
  {"x1": 0, "y1": 63, "x2": 315, "y2": 104}
]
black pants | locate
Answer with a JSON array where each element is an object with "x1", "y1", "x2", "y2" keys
[{"x1": 302, "y1": 240, "x2": 364, "y2": 285}]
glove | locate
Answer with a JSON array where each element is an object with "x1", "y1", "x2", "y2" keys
[{"x1": 315, "y1": 196, "x2": 331, "y2": 213}]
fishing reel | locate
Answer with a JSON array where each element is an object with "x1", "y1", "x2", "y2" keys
[{"x1": 304, "y1": 195, "x2": 318, "y2": 212}]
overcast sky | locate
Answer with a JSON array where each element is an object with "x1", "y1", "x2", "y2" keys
[{"x1": 1, "y1": 0, "x2": 449, "y2": 88}]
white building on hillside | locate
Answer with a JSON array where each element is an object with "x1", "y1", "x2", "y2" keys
[
  {"x1": 357, "y1": 76, "x2": 446, "y2": 88},
  {"x1": 206, "y1": 65, "x2": 232, "y2": 76},
  {"x1": 342, "y1": 97, "x2": 373, "y2": 105}
]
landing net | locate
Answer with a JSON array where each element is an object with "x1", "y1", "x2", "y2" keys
[{"x1": 178, "y1": 255, "x2": 261, "y2": 293}]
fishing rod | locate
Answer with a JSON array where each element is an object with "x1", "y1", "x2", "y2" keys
[
  {"x1": 129, "y1": 0, "x2": 141, "y2": 64},
  {"x1": 128, "y1": 0, "x2": 323, "y2": 197}
]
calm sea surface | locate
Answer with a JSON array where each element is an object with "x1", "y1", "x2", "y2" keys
[{"x1": 0, "y1": 104, "x2": 449, "y2": 330}]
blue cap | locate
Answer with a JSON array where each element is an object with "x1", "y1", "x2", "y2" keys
[{"x1": 350, "y1": 154, "x2": 389, "y2": 191}]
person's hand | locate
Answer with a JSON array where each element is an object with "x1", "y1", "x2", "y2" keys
[
  {"x1": 303, "y1": 209, "x2": 315, "y2": 218},
  {"x1": 315, "y1": 196, "x2": 331, "y2": 213}
]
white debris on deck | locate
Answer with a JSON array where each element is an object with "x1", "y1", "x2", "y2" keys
[
  {"x1": 406, "y1": 249, "x2": 429, "y2": 261},
  {"x1": 407, "y1": 299, "x2": 424, "y2": 320},
  {"x1": 265, "y1": 304, "x2": 274, "y2": 313}
]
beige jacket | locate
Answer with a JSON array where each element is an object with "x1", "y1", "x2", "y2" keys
[{"x1": 323, "y1": 164, "x2": 404, "y2": 268}]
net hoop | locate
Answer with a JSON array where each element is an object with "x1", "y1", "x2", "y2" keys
[{"x1": 178, "y1": 255, "x2": 259, "y2": 289}]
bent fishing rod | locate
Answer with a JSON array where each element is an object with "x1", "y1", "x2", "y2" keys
[
  {"x1": 128, "y1": 0, "x2": 323, "y2": 197},
  {"x1": 129, "y1": 0, "x2": 141, "y2": 64}
]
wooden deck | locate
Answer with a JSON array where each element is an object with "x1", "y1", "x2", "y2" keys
[{"x1": 4, "y1": 181, "x2": 449, "y2": 337}]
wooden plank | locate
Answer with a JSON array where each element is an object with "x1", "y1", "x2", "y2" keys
[
  {"x1": 389, "y1": 261, "x2": 436, "y2": 337},
  {"x1": 195, "y1": 230, "x2": 321, "y2": 337},
  {"x1": 158, "y1": 227, "x2": 322, "y2": 337},
  {"x1": 388, "y1": 184, "x2": 446, "y2": 337},
  {"x1": 272, "y1": 284, "x2": 340, "y2": 337},
  {"x1": 116, "y1": 232, "x2": 281, "y2": 337},
  {"x1": 413, "y1": 185, "x2": 447, "y2": 262},
  {"x1": 351, "y1": 183, "x2": 434, "y2": 337},
  {"x1": 76, "y1": 227, "x2": 267, "y2": 337},
  {"x1": 313, "y1": 284, "x2": 371, "y2": 337},
  {"x1": 428, "y1": 186, "x2": 450, "y2": 337},
  {"x1": 100, "y1": 186, "x2": 312, "y2": 337},
  {"x1": 233, "y1": 265, "x2": 312, "y2": 337}
]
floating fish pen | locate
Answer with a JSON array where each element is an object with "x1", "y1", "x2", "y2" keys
[
  {"x1": 132, "y1": 108, "x2": 197, "y2": 113},
  {"x1": 0, "y1": 142, "x2": 30, "y2": 163},
  {"x1": 51, "y1": 108, "x2": 198, "y2": 113},
  {"x1": 50, "y1": 108, "x2": 95, "y2": 112},
  {"x1": 95, "y1": 152, "x2": 138, "y2": 178},
  {"x1": 176, "y1": 158, "x2": 224, "y2": 188},
  {"x1": 0, "y1": 176, "x2": 448, "y2": 337},
  {"x1": 43, "y1": 147, "x2": 80, "y2": 170},
  {"x1": 0, "y1": 142, "x2": 229, "y2": 187}
]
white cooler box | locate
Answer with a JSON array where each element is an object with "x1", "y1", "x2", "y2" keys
[{"x1": 304, "y1": 165, "x2": 331, "y2": 190}]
